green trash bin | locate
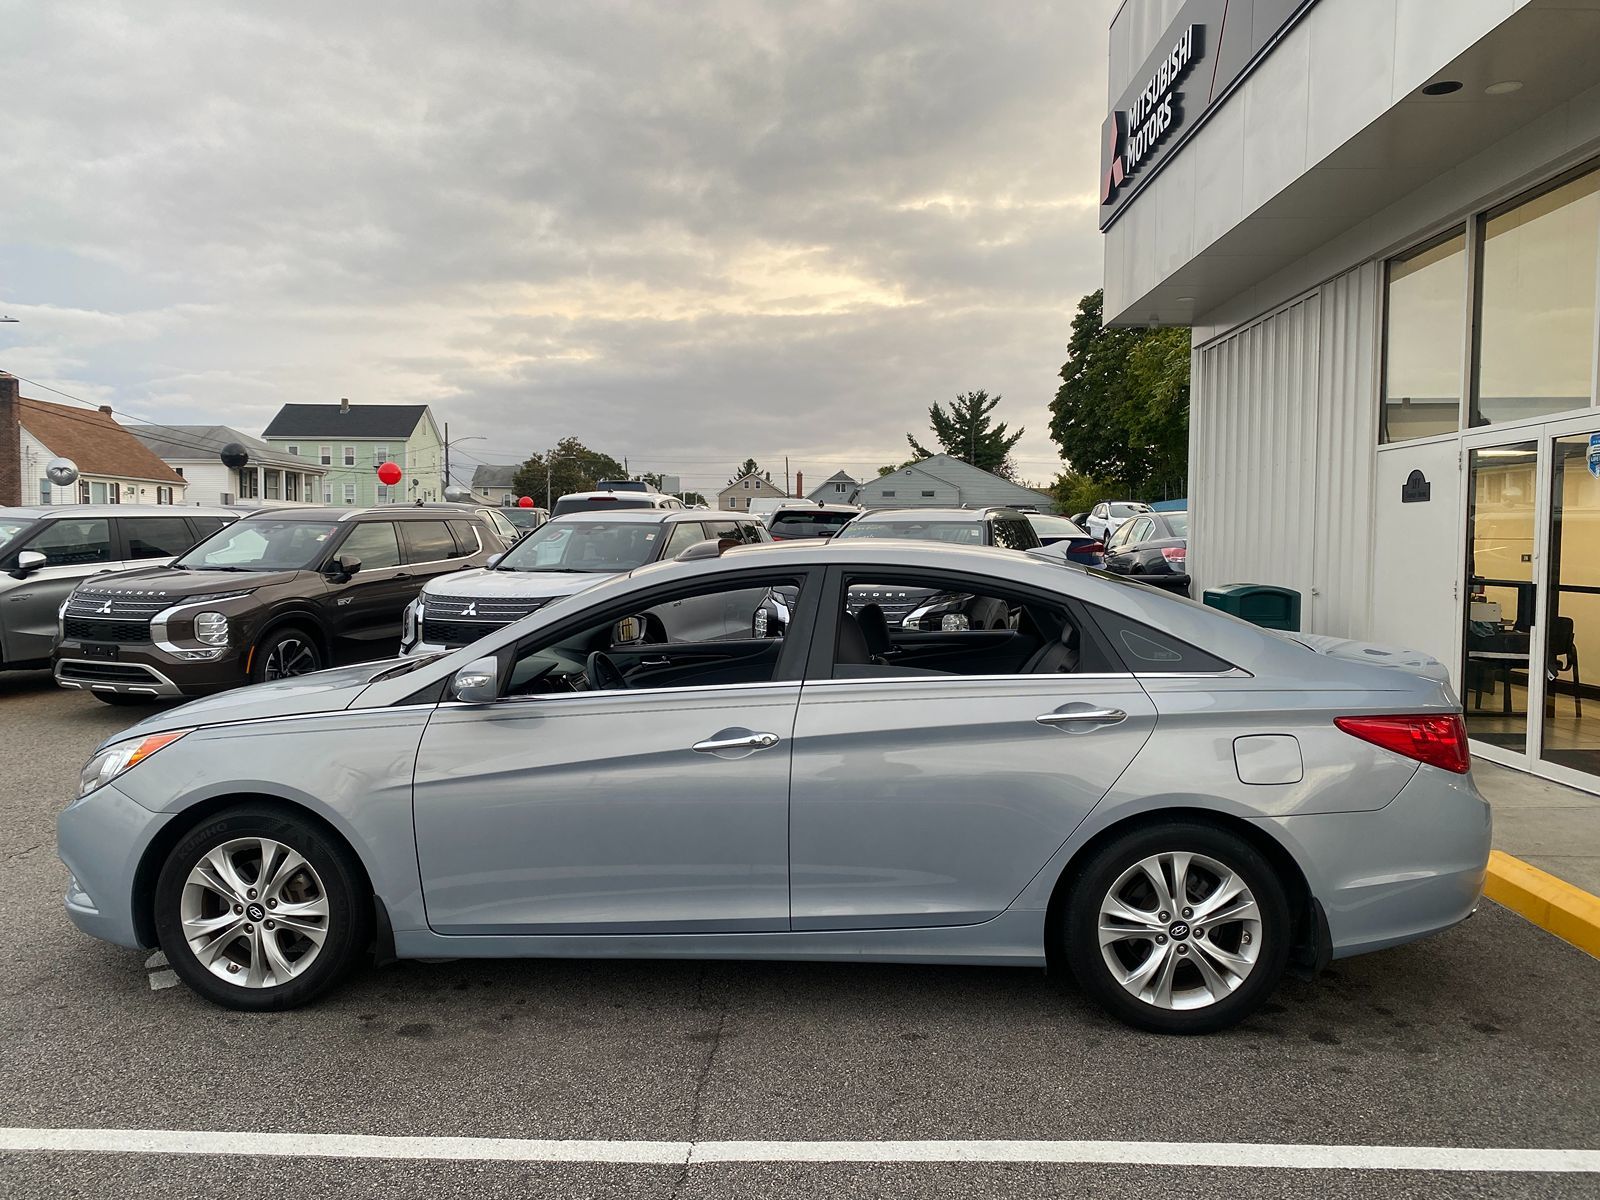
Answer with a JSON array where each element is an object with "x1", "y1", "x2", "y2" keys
[{"x1": 1202, "y1": 583, "x2": 1301, "y2": 631}]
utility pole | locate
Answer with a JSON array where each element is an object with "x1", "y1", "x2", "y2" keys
[
  {"x1": 784, "y1": 456, "x2": 790, "y2": 496},
  {"x1": 546, "y1": 460, "x2": 552, "y2": 510},
  {"x1": 443, "y1": 422, "x2": 450, "y2": 494}
]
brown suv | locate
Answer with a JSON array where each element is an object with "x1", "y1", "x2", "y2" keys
[{"x1": 53, "y1": 506, "x2": 501, "y2": 703}]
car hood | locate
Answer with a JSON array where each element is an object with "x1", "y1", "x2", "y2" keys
[
  {"x1": 1278, "y1": 632, "x2": 1452, "y2": 687},
  {"x1": 421, "y1": 566, "x2": 619, "y2": 599},
  {"x1": 102, "y1": 657, "x2": 430, "y2": 747},
  {"x1": 78, "y1": 564, "x2": 311, "y2": 598}
]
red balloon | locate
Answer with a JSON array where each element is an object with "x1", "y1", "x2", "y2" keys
[
  {"x1": 376, "y1": 461, "x2": 402, "y2": 486},
  {"x1": 518, "y1": 495, "x2": 534, "y2": 508}
]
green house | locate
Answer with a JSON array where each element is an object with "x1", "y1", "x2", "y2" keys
[{"x1": 261, "y1": 400, "x2": 444, "y2": 507}]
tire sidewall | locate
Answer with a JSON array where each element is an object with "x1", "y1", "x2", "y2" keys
[
  {"x1": 153, "y1": 805, "x2": 366, "y2": 1011},
  {"x1": 1064, "y1": 822, "x2": 1291, "y2": 1034},
  {"x1": 251, "y1": 626, "x2": 322, "y2": 684}
]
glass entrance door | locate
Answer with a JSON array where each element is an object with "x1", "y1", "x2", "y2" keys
[
  {"x1": 1463, "y1": 443, "x2": 1539, "y2": 753},
  {"x1": 1539, "y1": 434, "x2": 1600, "y2": 777}
]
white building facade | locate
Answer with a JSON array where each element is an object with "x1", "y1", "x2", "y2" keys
[{"x1": 1103, "y1": 0, "x2": 1600, "y2": 790}]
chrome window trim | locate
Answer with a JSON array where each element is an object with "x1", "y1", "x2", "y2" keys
[{"x1": 485, "y1": 679, "x2": 804, "y2": 707}]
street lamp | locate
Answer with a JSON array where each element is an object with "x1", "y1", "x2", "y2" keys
[
  {"x1": 0, "y1": 317, "x2": 19, "y2": 324},
  {"x1": 441, "y1": 425, "x2": 486, "y2": 494}
]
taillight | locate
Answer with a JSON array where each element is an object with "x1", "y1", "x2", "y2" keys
[
  {"x1": 1334, "y1": 714, "x2": 1470, "y2": 774},
  {"x1": 1080, "y1": 541, "x2": 1105, "y2": 555},
  {"x1": 1161, "y1": 546, "x2": 1187, "y2": 562}
]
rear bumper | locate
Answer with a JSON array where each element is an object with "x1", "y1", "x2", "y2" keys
[{"x1": 1257, "y1": 766, "x2": 1491, "y2": 959}]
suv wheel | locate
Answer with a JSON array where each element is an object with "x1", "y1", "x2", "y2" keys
[
  {"x1": 153, "y1": 805, "x2": 368, "y2": 1010},
  {"x1": 251, "y1": 627, "x2": 322, "y2": 683},
  {"x1": 1063, "y1": 822, "x2": 1289, "y2": 1034}
]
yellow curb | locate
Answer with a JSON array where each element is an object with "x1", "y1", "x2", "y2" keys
[{"x1": 1483, "y1": 850, "x2": 1600, "y2": 959}]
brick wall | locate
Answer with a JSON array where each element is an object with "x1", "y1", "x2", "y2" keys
[{"x1": 0, "y1": 373, "x2": 22, "y2": 507}]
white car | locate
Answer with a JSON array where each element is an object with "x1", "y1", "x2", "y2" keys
[{"x1": 1086, "y1": 500, "x2": 1153, "y2": 543}]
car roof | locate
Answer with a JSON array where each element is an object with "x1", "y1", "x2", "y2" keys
[
  {"x1": 233, "y1": 506, "x2": 488, "y2": 523},
  {"x1": 557, "y1": 490, "x2": 676, "y2": 501},
  {"x1": 849, "y1": 507, "x2": 1022, "y2": 522},
  {"x1": 772, "y1": 503, "x2": 860, "y2": 515},
  {"x1": 544, "y1": 508, "x2": 716, "y2": 525},
  {"x1": 0, "y1": 504, "x2": 238, "y2": 518}
]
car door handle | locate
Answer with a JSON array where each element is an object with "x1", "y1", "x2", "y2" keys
[
  {"x1": 1036, "y1": 707, "x2": 1127, "y2": 729},
  {"x1": 692, "y1": 731, "x2": 780, "y2": 753}
]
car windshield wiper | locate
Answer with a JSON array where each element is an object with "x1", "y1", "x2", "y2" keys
[{"x1": 185, "y1": 565, "x2": 259, "y2": 572}]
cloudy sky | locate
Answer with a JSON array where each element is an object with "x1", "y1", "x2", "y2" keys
[{"x1": 1, "y1": 0, "x2": 1115, "y2": 495}]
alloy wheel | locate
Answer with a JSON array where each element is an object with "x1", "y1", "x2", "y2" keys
[
  {"x1": 262, "y1": 636, "x2": 317, "y2": 679},
  {"x1": 1096, "y1": 851, "x2": 1262, "y2": 1011},
  {"x1": 179, "y1": 837, "x2": 330, "y2": 988}
]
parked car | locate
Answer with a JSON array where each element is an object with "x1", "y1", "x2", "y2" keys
[
  {"x1": 52, "y1": 506, "x2": 501, "y2": 703},
  {"x1": 833, "y1": 506, "x2": 1042, "y2": 551},
  {"x1": 593, "y1": 479, "x2": 649, "y2": 493},
  {"x1": 58, "y1": 539, "x2": 1487, "y2": 1034},
  {"x1": 1024, "y1": 513, "x2": 1106, "y2": 566},
  {"x1": 1102, "y1": 509, "x2": 1190, "y2": 596},
  {"x1": 409, "y1": 501, "x2": 520, "y2": 548},
  {"x1": 766, "y1": 503, "x2": 861, "y2": 540},
  {"x1": 0, "y1": 505, "x2": 237, "y2": 673},
  {"x1": 501, "y1": 506, "x2": 549, "y2": 532},
  {"x1": 550, "y1": 489, "x2": 684, "y2": 517},
  {"x1": 402, "y1": 509, "x2": 770, "y2": 654},
  {"x1": 1086, "y1": 500, "x2": 1153, "y2": 542}
]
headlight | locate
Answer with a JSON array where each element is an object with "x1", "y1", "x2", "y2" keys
[
  {"x1": 402, "y1": 598, "x2": 420, "y2": 649},
  {"x1": 193, "y1": 612, "x2": 229, "y2": 646},
  {"x1": 904, "y1": 591, "x2": 973, "y2": 631},
  {"x1": 79, "y1": 729, "x2": 191, "y2": 798}
]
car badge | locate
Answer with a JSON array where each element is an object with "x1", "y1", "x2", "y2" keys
[
  {"x1": 97, "y1": 599, "x2": 115, "y2": 615},
  {"x1": 463, "y1": 601, "x2": 477, "y2": 617}
]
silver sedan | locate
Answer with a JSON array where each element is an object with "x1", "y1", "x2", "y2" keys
[{"x1": 57, "y1": 540, "x2": 1489, "y2": 1033}]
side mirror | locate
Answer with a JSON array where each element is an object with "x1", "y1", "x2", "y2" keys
[
  {"x1": 450, "y1": 655, "x2": 500, "y2": 704},
  {"x1": 327, "y1": 556, "x2": 362, "y2": 580},
  {"x1": 12, "y1": 550, "x2": 46, "y2": 578},
  {"x1": 486, "y1": 553, "x2": 503, "y2": 569},
  {"x1": 612, "y1": 615, "x2": 647, "y2": 645}
]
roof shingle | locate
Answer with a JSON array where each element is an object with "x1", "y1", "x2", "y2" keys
[
  {"x1": 20, "y1": 397, "x2": 184, "y2": 484},
  {"x1": 261, "y1": 403, "x2": 430, "y2": 439}
]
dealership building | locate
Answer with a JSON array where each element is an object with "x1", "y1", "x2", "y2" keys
[{"x1": 1102, "y1": 0, "x2": 1600, "y2": 790}]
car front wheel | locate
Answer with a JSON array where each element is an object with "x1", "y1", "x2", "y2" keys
[
  {"x1": 1063, "y1": 822, "x2": 1290, "y2": 1034},
  {"x1": 153, "y1": 805, "x2": 369, "y2": 1010}
]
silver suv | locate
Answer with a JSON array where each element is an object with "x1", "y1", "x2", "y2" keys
[
  {"x1": 402, "y1": 509, "x2": 769, "y2": 654},
  {"x1": 0, "y1": 505, "x2": 237, "y2": 671}
]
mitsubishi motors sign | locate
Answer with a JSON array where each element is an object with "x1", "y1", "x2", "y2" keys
[{"x1": 1102, "y1": 24, "x2": 1201, "y2": 206}]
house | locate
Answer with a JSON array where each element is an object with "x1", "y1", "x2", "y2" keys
[
  {"x1": 807, "y1": 470, "x2": 861, "y2": 504},
  {"x1": 260, "y1": 400, "x2": 443, "y2": 506},
  {"x1": 469, "y1": 464, "x2": 520, "y2": 507},
  {"x1": 854, "y1": 454, "x2": 1057, "y2": 513},
  {"x1": 0, "y1": 373, "x2": 186, "y2": 506},
  {"x1": 717, "y1": 472, "x2": 788, "y2": 511},
  {"x1": 130, "y1": 425, "x2": 327, "y2": 508}
]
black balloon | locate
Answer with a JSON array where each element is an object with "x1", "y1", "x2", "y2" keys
[{"x1": 219, "y1": 442, "x2": 250, "y2": 469}]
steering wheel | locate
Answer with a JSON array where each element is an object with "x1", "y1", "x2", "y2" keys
[{"x1": 585, "y1": 650, "x2": 630, "y2": 692}]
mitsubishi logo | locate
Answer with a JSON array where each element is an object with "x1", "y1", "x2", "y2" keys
[
  {"x1": 462, "y1": 601, "x2": 477, "y2": 617},
  {"x1": 1102, "y1": 110, "x2": 1127, "y2": 203},
  {"x1": 97, "y1": 599, "x2": 115, "y2": 615}
]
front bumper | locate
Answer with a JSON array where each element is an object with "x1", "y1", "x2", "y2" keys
[
  {"x1": 1259, "y1": 765, "x2": 1492, "y2": 959},
  {"x1": 54, "y1": 640, "x2": 244, "y2": 698},
  {"x1": 57, "y1": 781, "x2": 173, "y2": 949}
]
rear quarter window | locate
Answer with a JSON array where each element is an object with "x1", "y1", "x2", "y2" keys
[{"x1": 1086, "y1": 606, "x2": 1234, "y2": 674}]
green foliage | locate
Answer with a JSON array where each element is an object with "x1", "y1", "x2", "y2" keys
[
  {"x1": 511, "y1": 436, "x2": 628, "y2": 505},
  {"x1": 907, "y1": 389, "x2": 1023, "y2": 478},
  {"x1": 729, "y1": 458, "x2": 771, "y2": 486},
  {"x1": 1051, "y1": 470, "x2": 1118, "y2": 517},
  {"x1": 1049, "y1": 290, "x2": 1189, "y2": 503}
]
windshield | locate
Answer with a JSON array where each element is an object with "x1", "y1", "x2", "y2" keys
[
  {"x1": 175, "y1": 519, "x2": 338, "y2": 571},
  {"x1": 836, "y1": 520, "x2": 983, "y2": 545},
  {"x1": 1027, "y1": 515, "x2": 1088, "y2": 537},
  {"x1": 551, "y1": 495, "x2": 655, "y2": 516},
  {"x1": 503, "y1": 508, "x2": 544, "y2": 529},
  {"x1": 497, "y1": 519, "x2": 664, "y2": 572},
  {"x1": 1110, "y1": 503, "x2": 1150, "y2": 518},
  {"x1": 1166, "y1": 511, "x2": 1189, "y2": 536},
  {"x1": 0, "y1": 518, "x2": 36, "y2": 550},
  {"x1": 770, "y1": 511, "x2": 855, "y2": 538}
]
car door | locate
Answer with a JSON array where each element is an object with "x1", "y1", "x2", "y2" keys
[
  {"x1": 400, "y1": 518, "x2": 474, "y2": 589},
  {"x1": 411, "y1": 565, "x2": 820, "y2": 934},
  {"x1": 787, "y1": 564, "x2": 1158, "y2": 931},
  {"x1": 1104, "y1": 517, "x2": 1152, "y2": 574},
  {"x1": 1, "y1": 517, "x2": 122, "y2": 663},
  {"x1": 323, "y1": 520, "x2": 412, "y2": 653}
]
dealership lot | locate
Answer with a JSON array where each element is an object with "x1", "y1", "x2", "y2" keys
[{"x1": 2, "y1": 668, "x2": 1599, "y2": 1198}]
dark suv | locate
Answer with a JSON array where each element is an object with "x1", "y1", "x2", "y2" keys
[{"x1": 53, "y1": 507, "x2": 501, "y2": 703}]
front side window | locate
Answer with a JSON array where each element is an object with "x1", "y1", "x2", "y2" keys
[
  {"x1": 337, "y1": 521, "x2": 402, "y2": 570},
  {"x1": 177, "y1": 520, "x2": 337, "y2": 571},
  {"x1": 664, "y1": 522, "x2": 710, "y2": 558},
  {"x1": 22, "y1": 518, "x2": 113, "y2": 567},
  {"x1": 1476, "y1": 170, "x2": 1600, "y2": 427},
  {"x1": 122, "y1": 517, "x2": 195, "y2": 560},
  {"x1": 498, "y1": 519, "x2": 665, "y2": 573},
  {"x1": 1383, "y1": 231, "x2": 1465, "y2": 442},
  {"x1": 502, "y1": 573, "x2": 807, "y2": 696}
]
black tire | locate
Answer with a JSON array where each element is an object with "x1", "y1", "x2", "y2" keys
[
  {"x1": 250, "y1": 625, "x2": 323, "y2": 684},
  {"x1": 91, "y1": 692, "x2": 154, "y2": 706},
  {"x1": 153, "y1": 804, "x2": 369, "y2": 1011},
  {"x1": 1062, "y1": 822, "x2": 1290, "y2": 1034}
]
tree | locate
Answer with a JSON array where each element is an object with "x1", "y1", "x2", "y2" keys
[
  {"x1": 906, "y1": 389, "x2": 1023, "y2": 477},
  {"x1": 1049, "y1": 289, "x2": 1189, "y2": 503},
  {"x1": 729, "y1": 458, "x2": 771, "y2": 486},
  {"x1": 511, "y1": 437, "x2": 628, "y2": 505}
]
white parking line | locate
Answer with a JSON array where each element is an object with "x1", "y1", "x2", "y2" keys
[{"x1": 0, "y1": 1129, "x2": 1596, "y2": 1172}]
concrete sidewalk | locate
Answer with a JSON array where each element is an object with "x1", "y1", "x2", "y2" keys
[{"x1": 1476, "y1": 760, "x2": 1600, "y2": 896}]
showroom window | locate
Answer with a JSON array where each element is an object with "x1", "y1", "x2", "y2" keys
[
  {"x1": 1474, "y1": 168, "x2": 1600, "y2": 427},
  {"x1": 1381, "y1": 230, "x2": 1465, "y2": 443}
]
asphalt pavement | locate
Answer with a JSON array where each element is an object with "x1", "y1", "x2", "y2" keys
[{"x1": 2, "y1": 667, "x2": 1598, "y2": 1198}]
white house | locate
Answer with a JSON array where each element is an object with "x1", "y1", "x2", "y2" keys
[
  {"x1": 807, "y1": 470, "x2": 862, "y2": 504},
  {"x1": 717, "y1": 472, "x2": 789, "y2": 511},
  {"x1": 129, "y1": 425, "x2": 327, "y2": 508}
]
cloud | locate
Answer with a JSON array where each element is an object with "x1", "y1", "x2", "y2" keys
[{"x1": 0, "y1": 0, "x2": 1118, "y2": 490}]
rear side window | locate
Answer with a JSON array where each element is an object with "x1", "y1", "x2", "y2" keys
[
  {"x1": 446, "y1": 520, "x2": 483, "y2": 556},
  {"x1": 1087, "y1": 607, "x2": 1233, "y2": 674},
  {"x1": 121, "y1": 517, "x2": 196, "y2": 560},
  {"x1": 990, "y1": 518, "x2": 1040, "y2": 550},
  {"x1": 401, "y1": 520, "x2": 457, "y2": 563},
  {"x1": 188, "y1": 516, "x2": 228, "y2": 540}
]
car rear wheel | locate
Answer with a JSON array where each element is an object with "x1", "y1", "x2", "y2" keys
[
  {"x1": 153, "y1": 805, "x2": 369, "y2": 1010},
  {"x1": 1063, "y1": 822, "x2": 1290, "y2": 1034},
  {"x1": 251, "y1": 627, "x2": 322, "y2": 683}
]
